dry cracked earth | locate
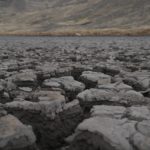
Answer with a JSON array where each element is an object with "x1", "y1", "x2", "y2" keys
[{"x1": 0, "y1": 36, "x2": 150, "y2": 150}]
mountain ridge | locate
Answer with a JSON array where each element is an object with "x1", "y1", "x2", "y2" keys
[{"x1": 0, "y1": 0, "x2": 150, "y2": 35}]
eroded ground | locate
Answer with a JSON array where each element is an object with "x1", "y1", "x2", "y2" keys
[{"x1": 0, "y1": 36, "x2": 150, "y2": 150}]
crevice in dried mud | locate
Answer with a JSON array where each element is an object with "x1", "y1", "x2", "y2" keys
[
  {"x1": 68, "y1": 131, "x2": 116, "y2": 150},
  {"x1": 5, "y1": 104, "x2": 84, "y2": 150}
]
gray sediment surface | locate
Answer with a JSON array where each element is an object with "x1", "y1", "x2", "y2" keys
[{"x1": 0, "y1": 36, "x2": 150, "y2": 150}]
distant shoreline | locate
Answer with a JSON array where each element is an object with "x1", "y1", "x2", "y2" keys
[{"x1": 0, "y1": 28, "x2": 150, "y2": 36}]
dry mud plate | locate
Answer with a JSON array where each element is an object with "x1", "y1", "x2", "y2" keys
[{"x1": 0, "y1": 36, "x2": 150, "y2": 150}]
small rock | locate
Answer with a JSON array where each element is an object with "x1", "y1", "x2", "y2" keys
[
  {"x1": 120, "y1": 90, "x2": 144, "y2": 105},
  {"x1": 19, "y1": 87, "x2": 33, "y2": 92},
  {"x1": 80, "y1": 71, "x2": 111, "y2": 87},
  {"x1": 46, "y1": 76, "x2": 85, "y2": 100},
  {"x1": 42, "y1": 80, "x2": 61, "y2": 88},
  {"x1": 68, "y1": 105, "x2": 150, "y2": 150},
  {"x1": 50, "y1": 76, "x2": 85, "y2": 93},
  {"x1": 94, "y1": 63, "x2": 120, "y2": 76},
  {"x1": 97, "y1": 82, "x2": 132, "y2": 92},
  {"x1": 13, "y1": 70, "x2": 37, "y2": 87},
  {"x1": 123, "y1": 77, "x2": 146, "y2": 91},
  {"x1": 0, "y1": 114, "x2": 36, "y2": 150},
  {"x1": 32, "y1": 90, "x2": 65, "y2": 102},
  {"x1": 71, "y1": 117, "x2": 134, "y2": 150},
  {"x1": 91, "y1": 105, "x2": 126, "y2": 119},
  {"x1": 77, "y1": 88, "x2": 115, "y2": 102},
  {"x1": 137, "y1": 120, "x2": 150, "y2": 137},
  {"x1": 132, "y1": 132, "x2": 150, "y2": 150},
  {"x1": 127, "y1": 106, "x2": 150, "y2": 120}
]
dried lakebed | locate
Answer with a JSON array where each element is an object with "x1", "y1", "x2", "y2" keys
[{"x1": 0, "y1": 36, "x2": 150, "y2": 150}]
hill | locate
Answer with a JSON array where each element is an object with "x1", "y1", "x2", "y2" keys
[{"x1": 0, "y1": 0, "x2": 150, "y2": 35}]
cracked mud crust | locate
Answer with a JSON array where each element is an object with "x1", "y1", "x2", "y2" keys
[{"x1": 0, "y1": 36, "x2": 150, "y2": 150}]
